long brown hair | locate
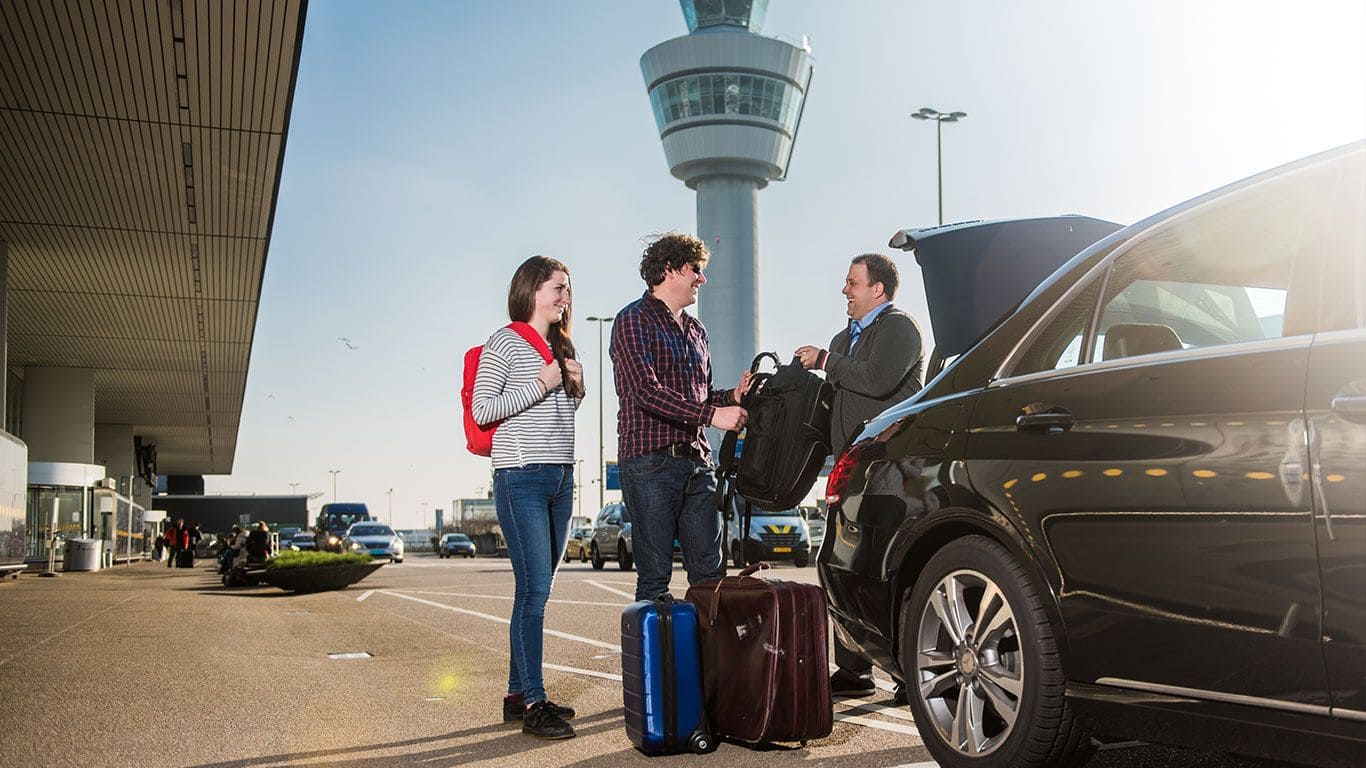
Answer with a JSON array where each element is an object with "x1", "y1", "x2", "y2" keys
[{"x1": 507, "y1": 255, "x2": 583, "y2": 399}]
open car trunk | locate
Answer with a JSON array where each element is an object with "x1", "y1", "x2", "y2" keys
[{"x1": 890, "y1": 216, "x2": 1123, "y2": 376}]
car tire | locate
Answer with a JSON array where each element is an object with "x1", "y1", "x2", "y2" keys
[
  {"x1": 618, "y1": 541, "x2": 633, "y2": 571},
  {"x1": 900, "y1": 535, "x2": 1093, "y2": 768},
  {"x1": 590, "y1": 543, "x2": 605, "y2": 570},
  {"x1": 394, "y1": 557, "x2": 403, "y2": 564},
  {"x1": 579, "y1": 548, "x2": 587, "y2": 564},
  {"x1": 794, "y1": 552, "x2": 809, "y2": 568}
]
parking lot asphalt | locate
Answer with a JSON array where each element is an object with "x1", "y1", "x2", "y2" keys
[{"x1": 0, "y1": 554, "x2": 1276, "y2": 768}]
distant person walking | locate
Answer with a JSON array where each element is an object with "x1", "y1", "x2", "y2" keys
[
  {"x1": 164, "y1": 520, "x2": 181, "y2": 568},
  {"x1": 610, "y1": 232, "x2": 751, "y2": 602},
  {"x1": 470, "y1": 255, "x2": 585, "y2": 740}
]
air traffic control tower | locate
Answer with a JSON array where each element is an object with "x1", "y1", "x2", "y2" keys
[{"x1": 641, "y1": 1, "x2": 813, "y2": 387}]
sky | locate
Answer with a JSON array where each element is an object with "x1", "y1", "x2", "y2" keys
[{"x1": 205, "y1": 0, "x2": 1366, "y2": 530}]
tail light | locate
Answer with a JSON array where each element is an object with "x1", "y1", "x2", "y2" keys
[{"x1": 826, "y1": 440, "x2": 881, "y2": 505}]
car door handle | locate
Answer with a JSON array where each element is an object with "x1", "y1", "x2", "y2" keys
[
  {"x1": 1016, "y1": 404, "x2": 1074, "y2": 433},
  {"x1": 1331, "y1": 394, "x2": 1366, "y2": 424}
]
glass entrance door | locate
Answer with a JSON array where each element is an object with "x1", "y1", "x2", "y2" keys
[{"x1": 25, "y1": 486, "x2": 90, "y2": 560}]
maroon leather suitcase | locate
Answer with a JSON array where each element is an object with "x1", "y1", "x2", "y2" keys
[{"x1": 685, "y1": 564, "x2": 833, "y2": 744}]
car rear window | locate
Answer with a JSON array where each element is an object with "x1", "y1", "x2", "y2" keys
[{"x1": 351, "y1": 525, "x2": 391, "y2": 536}]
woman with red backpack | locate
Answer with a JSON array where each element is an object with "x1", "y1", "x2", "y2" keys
[{"x1": 469, "y1": 256, "x2": 584, "y2": 740}]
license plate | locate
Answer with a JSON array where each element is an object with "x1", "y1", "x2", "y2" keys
[{"x1": 773, "y1": 546, "x2": 792, "y2": 553}]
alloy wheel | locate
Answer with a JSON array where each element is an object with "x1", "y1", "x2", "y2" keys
[{"x1": 915, "y1": 568, "x2": 1024, "y2": 758}]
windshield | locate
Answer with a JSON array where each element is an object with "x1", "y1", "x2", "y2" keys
[
  {"x1": 350, "y1": 525, "x2": 393, "y2": 537},
  {"x1": 448, "y1": 534, "x2": 470, "y2": 542}
]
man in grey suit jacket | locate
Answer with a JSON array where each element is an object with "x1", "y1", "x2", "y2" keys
[{"x1": 795, "y1": 252, "x2": 924, "y2": 700}]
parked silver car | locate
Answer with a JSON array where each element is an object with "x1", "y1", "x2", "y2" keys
[
  {"x1": 344, "y1": 522, "x2": 404, "y2": 563},
  {"x1": 589, "y1": 502, "x2": 632, "y2": 571}
]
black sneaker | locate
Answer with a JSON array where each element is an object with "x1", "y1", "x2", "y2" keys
[
  {"x1": 829, "y1": 669, "x2": 876, "y2": 698},
  {"x1": 503, "y1": 694, "x2": 576, "y2": 722},
  {"x1": 893, "y1": 684, "x2": 908, "y2": 706},
  {"x1": 523, "y1": 700, "x2": 575, "y2": 740}
]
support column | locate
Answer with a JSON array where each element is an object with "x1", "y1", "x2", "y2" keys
[
  {"x1": 94, "y1": 424, "x2": 134, "y2": 479},
  {"x1": 21, "y1": 367, "x2": 96, "y2": 464},
  {"x1": 1, "y1": 240, "x2": 8, "y2": 427}
]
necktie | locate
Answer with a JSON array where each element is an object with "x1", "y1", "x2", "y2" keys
[{"x1": 848, "y1": 319, "x2": 862, "y2": 352}]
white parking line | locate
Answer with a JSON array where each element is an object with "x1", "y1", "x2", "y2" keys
[
  {"x1": 584, "y1": 580, "x2": 636, "y2": 600},
  {"x1": 356, "y1": 590, "x2": 374, "y2": 602},
  {"x1": 833, "y1": 711, "x2": 920, "y2": 736},
  {"x1": 391, "y1": 589, "x2": 626, "y2": 608},
  {"x1": 842, "y1": 701, "x2": 916, "y2": 722},
  {"x1": 544, "y1": 662, "x2": 623, "y2": 682},
  {"x1": 884, "y1": 762, "x2": 938, "y2": 768},
  {"x1": 378, "y1": 591, "x2": 622, "y2": 651},
  {"x1": 372, "y1": 589, "x2": 925, "y2": 741}
]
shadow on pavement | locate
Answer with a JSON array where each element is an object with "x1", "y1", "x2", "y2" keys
[
  {"x1": 188, "y1": 712, "x2": 621, "y2": 768},
  {"x1": 188, "y1": 709, "x2": 936, "y2": 768}
]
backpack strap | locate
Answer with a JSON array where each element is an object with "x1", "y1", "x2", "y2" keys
[{"x1": 505, "y1": 322, "x2": 554, "y2": 364}]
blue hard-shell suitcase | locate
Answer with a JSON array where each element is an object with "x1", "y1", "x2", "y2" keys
[{"x1": 621, "y1": 597, "x2": 717, "y2": 755}]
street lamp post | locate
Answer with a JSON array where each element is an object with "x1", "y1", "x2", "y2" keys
[
  {"x1": 328, "y1": 469, "x2": 340, "y2": 502},
  {"x1": 911, "y1": 107, "x2": 967, "y2": 225},
  {"x1": 288, "y1": 482, "x2": 300, "y2": 495},
  {"x1": 386, "y1": 488, "x2": 393, "y2": 525},
  {"x1": 575, "y1": 458, "x2": 583, "y2": 520},
  {"x1": 585, "y1": 316, "x2": 614, "y2": 511}
]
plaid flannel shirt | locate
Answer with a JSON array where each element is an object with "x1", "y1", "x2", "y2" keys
[{"x1": 610, "y1": 291, "x2": 736, "y2": 461}]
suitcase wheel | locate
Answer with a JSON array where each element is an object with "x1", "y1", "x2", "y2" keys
[{"x1": 689, "y1": 731, "x2": 717, "y2": 754}]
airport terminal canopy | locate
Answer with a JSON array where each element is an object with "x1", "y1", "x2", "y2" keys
[
  {"x1": 0, "y1": 0, "x2": 307, "y2": 475},
  {"x1": 681, "y1": 0, "x2": 768, "y2": 33}
]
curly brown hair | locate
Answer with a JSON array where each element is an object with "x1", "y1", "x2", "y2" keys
[{"x1": 639, "y1": 232, "x2": 710, "y2": 287}]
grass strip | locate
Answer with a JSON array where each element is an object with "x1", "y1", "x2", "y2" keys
[{"x1": 267, "y1": 551, "x2": 373, "y2": 570}]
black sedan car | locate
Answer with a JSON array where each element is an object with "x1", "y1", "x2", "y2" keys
[
  {"x1": 439, "y1": 533, "x2": 476, "y2": 559},
  {"x1": 818, "y1": 141, "x2": 1364, "y2": 768}
]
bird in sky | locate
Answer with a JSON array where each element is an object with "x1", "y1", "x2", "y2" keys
[{"x1": 338, "y1": 337, "x2": 358, "y2": 350}]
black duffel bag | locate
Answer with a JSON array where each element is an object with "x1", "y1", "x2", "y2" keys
[{"x1": 716, "y1": 352, "x2": 834, "y2": 515}]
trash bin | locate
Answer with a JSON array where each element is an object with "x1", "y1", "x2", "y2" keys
[{"x1": 63, "y1": 538, "x2": 102, "y2": 572}]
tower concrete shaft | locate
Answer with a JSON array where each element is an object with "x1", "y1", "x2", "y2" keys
[
  {"x1": 696, "y1": 176, "x2": 759, "y2": 390},
  {"x1": 642, "y1": 1, "x2": 813, "y2": 389}
]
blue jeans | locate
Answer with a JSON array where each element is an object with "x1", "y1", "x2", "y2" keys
[
  {"x1": 494, "y1": 463, "x2": 574, "y2": 704},
  {"x1": 620, "y1": 452, "x2": 724, "y2": 601}
]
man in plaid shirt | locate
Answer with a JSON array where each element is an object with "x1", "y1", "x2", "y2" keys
[{"x1": 611, "y1": 232, "x2": 751, "y2": 601}]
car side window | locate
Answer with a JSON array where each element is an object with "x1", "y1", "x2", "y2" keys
[
  {"x1": 1012, "y1": 277, "x2": 1104, "y2": 376},
  {"x1": 1095, "y1": 170, "x2": 1325, "y2": 361}
]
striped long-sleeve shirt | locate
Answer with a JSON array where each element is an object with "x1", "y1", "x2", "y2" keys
[{"x1": 471, "y1": 327, "x2": 579, "y2": 469}]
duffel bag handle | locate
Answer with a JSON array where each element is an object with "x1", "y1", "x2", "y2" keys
[
  {"x1": 705, "y1": 561, "x2": 771, "y2": 623},
  {"x1": 750, "y1": 351, "x2": 781, "y2": 374}
]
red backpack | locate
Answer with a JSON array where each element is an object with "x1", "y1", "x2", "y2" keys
[{"x1": 462, "y1": 322, "x2": 555, "y2": 456}]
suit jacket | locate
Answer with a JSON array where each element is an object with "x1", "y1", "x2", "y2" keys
[{"x1": 824, "y1": 306, "x2": 924, "y2": 456}]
